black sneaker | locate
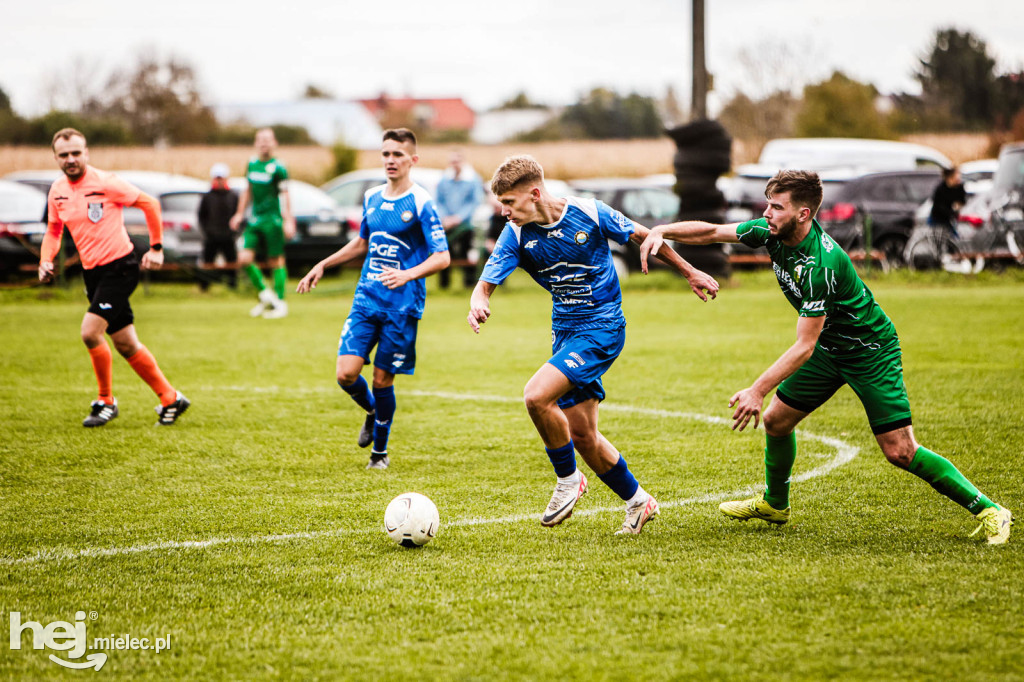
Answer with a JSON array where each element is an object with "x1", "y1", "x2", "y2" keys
[
  {"x1": 366, "y1": 452, "x2": 389, "y2": 470},
  {"x1": 357, "y1": 412, "x2": 375, "y2": 448},
  {"x1": 155, "y1": 392, "x2": 190, "y2": 426},
  {"x1": 83, "y1": 399, "x2": 118, "y2": 427}
]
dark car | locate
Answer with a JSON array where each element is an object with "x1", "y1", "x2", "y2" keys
[
  {"x1": 568, "y1": 178, "x2": 682, "y2": 276},
  {"x1": 816, "y1": 169, "x2": 942, "y2": 265}
]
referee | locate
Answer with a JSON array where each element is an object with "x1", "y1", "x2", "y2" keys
[{"x1": 39, "y1": 128, "x2": 190, "y2": 427}]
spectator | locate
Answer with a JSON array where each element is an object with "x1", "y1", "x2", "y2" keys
[
  {"x1": 929, "y1": 166, "x2": 967, "y2": 236},
  {"x1": 197, "y1": 163, "x2": 239, "y2": 290},
  {"x1": 435, "y1": 150, "x2": 483, "y2": 289}
]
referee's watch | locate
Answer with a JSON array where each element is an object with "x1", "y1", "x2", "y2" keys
[{"x1": 150, "y1": 243, "x2": 163, "y2": 252}]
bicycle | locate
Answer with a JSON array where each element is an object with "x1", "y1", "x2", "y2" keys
[{"x1": 905, "y1": 195, "x2": 1024, "y2": 273}]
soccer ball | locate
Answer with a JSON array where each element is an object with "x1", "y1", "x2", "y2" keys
[{"x1": 384, "y1": 492, "x2": 440, "y2": 547}]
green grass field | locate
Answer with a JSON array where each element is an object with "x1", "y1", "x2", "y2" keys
[{"x1": 2, "y1": 270, "x2": 1023, "y2": 680}]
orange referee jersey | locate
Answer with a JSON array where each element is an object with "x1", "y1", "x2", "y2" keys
[{"x1": 43, "y1": 166, "x2": 162, "y2": 269}]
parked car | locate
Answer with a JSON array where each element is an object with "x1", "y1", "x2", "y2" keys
[
  {"x1": 0, "y1": 179, "x2": 49, "y2": 276},
  {"x1": 569, "y1": 177, "x2": 683, "y2": 276},
  {"x1": 816, "y1": 168, "x2": 942, "y2": 264},
  {"x1": 726, "y1": 138, "x2": 952, "y2": 223}
]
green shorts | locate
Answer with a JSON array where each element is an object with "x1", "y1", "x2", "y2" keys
[
  {"x1": 775, "y1": 341, "x2": 912, "y2": 435},
  {"x1": 243, "y1": 219, "x2": 286, "y2": 259}
]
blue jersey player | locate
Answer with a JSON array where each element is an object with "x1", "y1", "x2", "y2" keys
[
  {"x1": 297, "y1": 129, "x2": 450, "y2": 469},
  {"x1": 468, "y1": 155, "x2": 719, "y2": 534}
]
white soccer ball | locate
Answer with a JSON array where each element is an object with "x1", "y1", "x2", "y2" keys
[{"x1": 384, "y1": 492, "x2": 440, "y2": 547}]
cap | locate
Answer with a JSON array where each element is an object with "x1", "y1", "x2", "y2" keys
[{"x1": 210, "y1": 163, "x2": 230, "y2": 179}]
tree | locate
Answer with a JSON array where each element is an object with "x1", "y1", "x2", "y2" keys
[
  {"x1": 560, "y1": 88, "x2": 663, "y2": 139},
  {"x1": 0, "y1": 85, "x2": 11, "y2": 114},
  {"x1": 795, "y1": 71, "x2": 896, "y2": 139},
  {"x1": 496, "y1": 91, "x2": 546, "y2": 110},
  {"x1": 915, "y1": 28, "x2": 996, "y2": 130},
  {"x1": 718, "y1": 90, "x2": 799, "y2": 150},
  {"x1": 97, "y1": 52, "x2": 217, "y2": 144},
  {"x1": 302, "y1": 83, "x2": 334, "y2": 99}
]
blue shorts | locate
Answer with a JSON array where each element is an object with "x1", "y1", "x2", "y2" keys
[
  {"x1": 338, "y1": 306, "x2": 418, "y2": 375},
  {"x1": 548, "y1": 324, "x2": 626, "y2": 409}
]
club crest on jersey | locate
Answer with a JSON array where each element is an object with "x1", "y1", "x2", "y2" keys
[
  {"x1": 574, "y1": 231, "x2": 588, "y2": 245},
  {"x1": 401, "y1": 210, "x2": 414, "y2": 222},
  {"x1": 87, "y1": 202, "x2": 103, "y2": 223},
  {"x1": 822, "y1": 235, "x2": 834, "y2": 252}
]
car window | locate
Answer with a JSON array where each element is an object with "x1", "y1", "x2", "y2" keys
[
  {"x1": 821, "y1": 180, "x2": 848, "y2": 205},
  {"x1": 904, "y1": 175, "x2": 940, "y2": 203},
  {"x1": 862, "y1": 178, "x2": 907, "y2": 201},
  {"x1": 326, "y1": 180, "x2": 369, "y2": 209},
  {"x1": 621, "y1": 189, "x2": 679, "y2": 222},
  {"x1": 160, "y1": 193, "x2": 203, "y2": 213}
]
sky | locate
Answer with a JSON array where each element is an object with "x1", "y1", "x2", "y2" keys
[{"x1": 2, "y1": 0, "x2": 1023, "y2": 117}]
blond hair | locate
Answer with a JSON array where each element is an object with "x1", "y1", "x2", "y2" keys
[{"x1": 490, "y1": 155, "x2": 544, "y2": 195}]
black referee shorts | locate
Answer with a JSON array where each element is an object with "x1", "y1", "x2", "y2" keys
[{"x1": 83, "y1": 252, "x2": 140, "y2": 333}]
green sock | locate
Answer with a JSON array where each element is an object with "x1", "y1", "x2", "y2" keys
[
  {"x1": 273, "y1": 267, "x2": 287, "y2": 300},
  {"x1": 907, "y1": 446, "x2": 995, "y2": 514},
  {"x1": 764, "y1": 432, "x2": 797, "y2": 510},
  {"x1": 246, "y1": 264, "x2": 266, "y2": 291}
]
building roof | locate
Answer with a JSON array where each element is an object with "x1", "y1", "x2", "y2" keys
[{"x1": 359, "y1": 96, "x2": 476, "y2": 131}]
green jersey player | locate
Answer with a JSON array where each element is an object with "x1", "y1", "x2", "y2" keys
[
  {"x1": 639, "y1": 170, "x2": 1012, "y2": 545},
  {"x1": 230, "y1": 128, "x2": 296, "y2": 319}
]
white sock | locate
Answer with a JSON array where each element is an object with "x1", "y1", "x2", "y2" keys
[
  {"x1": 626, "y1": 486, "x2": 648, "y2": 507},
  {"x1": 557, "y1": 469, "x2": 580, "y2": 485}
]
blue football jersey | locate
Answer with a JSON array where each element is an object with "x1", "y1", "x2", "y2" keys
[
  {"x1": 352, "y1": 183, "x2": 447, "y2": 318},
  {"x1": 480, "y1": 197, "x2": 634, "y2": 330}
]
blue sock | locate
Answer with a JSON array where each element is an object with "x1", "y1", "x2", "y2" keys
[
  {"x1": 545, "y1": 441, "x2": 577, "y2": 478},
  {"x1": 339, "y1": 375, "x2": 375, "y2": 414},
  {"x1": 372, "y1": 386, "x2": 396, "y2": 454},
  {"x1": 598, "y1": 455, "x2": 640, "y2": 500}
]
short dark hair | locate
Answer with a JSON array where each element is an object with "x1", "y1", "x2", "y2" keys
[
  {"x1": 52, "y1": 127, "x2": 86, "y2": 150},
  {"x1": 941, "y1": 166, "x2": 959, "y2": 181},
  {"x1": 382, "y1": 128, "x2": 417, "y2": 148},
  {"x1": 765, "y1": 170, "x2": 824, "y2": 217}
]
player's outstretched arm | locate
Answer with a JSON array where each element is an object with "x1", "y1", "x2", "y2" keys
[
  {"x1": 639, "y1": 221, "x2": 741, "y2": 274},
  {"x1": 379, "y1": 250, "x2": 451, "y2": 290},
  {"x1": 729, "y1": 315, "x2": 825, "y2": 431},
  {"x1": 467, "y1": 280, "x2": 496, "y2": 334},
  {"x1": 630, "y1": 225, "x2": 719, "y2": 301},
  {"x1": 296, "y1": 237, "x2": 368, "y2": 293}
]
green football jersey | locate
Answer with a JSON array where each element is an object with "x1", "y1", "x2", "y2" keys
[
  {"x1": 736, "y1": 218, "x2": 897, "y2": 355},
  {"x1": 245, "y1": 157, "x2": 288, "y2": 221}
]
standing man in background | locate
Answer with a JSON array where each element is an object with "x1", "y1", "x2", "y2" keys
[
  {"x1": 197, "y1": 162, "x2": 239, "y2": 290},
  {"x1": 435, "y1": 150, "x2": 483, "y2": 289},
  {"x1": 230, "y1": 128, "x2": 295, "y2": 318},
  {"x1": 40, "y1": 128, "x2": 190, "y2": 427}
]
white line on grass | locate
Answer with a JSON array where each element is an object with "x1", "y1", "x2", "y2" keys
[{"x1": 4, "y1": 390, "x2": 858, "y2": 566}]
